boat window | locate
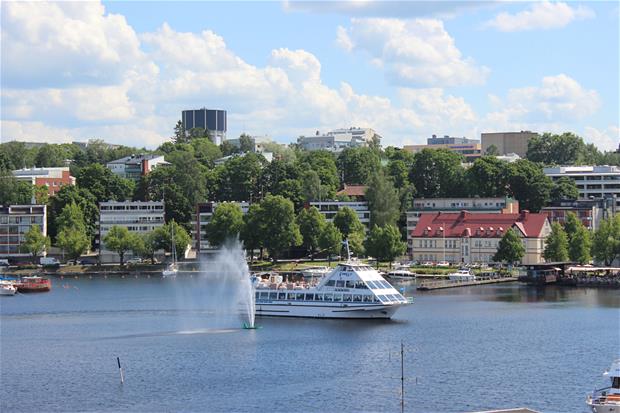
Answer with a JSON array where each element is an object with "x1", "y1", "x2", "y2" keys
[
  {"x1": 315, "y1": 294, "x2": 323, "y2": 301},
  {"x1": 366, "y1": 281, "x2": 379, "y2": 289},
  {"x1": 260, "y1": 292, "x2": 269, "y2": 299},
  {"x1": 324, "y1": 293, "x2": 333, "y2": 302},
  {"x1": 388, "y1": 294, "x2": 399, "y2": 301},
  {"x1": 335, "y1": 280, "x2": 345, "y2": 288},
  {"x1": 305, "y1": 293, "x2": 314, "y2": 301},
  {"x1": 613, "y1": 377, "x2": 620, "y2": 389},
  {"x1": 345, "y1": 281, "x2": 356, "y2": 288},
  {"x1": 363, "y1": 295, "x2": 373, "y2": 302},
  {"x1": 278, "y1": 292, "x2": 286, "y2": 300},
  {"x1": 373, "y1": 296, "x2": 380, "y2": 303},
  {"x1": 255, "y1": 292, "x2": 260, "y2": 300},
  {"x1": 380, "y1": 280, "x2": 392, "y2": 289},
  {"x1": 325, "y1": 280, "x2": 335, "y2": 287},
  {"x1": 269, "y1": 292, "x2": 278, "y2": 300},
  {"x1": 377, "y1": 295, "x2": 389, "y2": 303},
  {"x1": 396, "y1": 293, "x2": 406, "y2": 301},
  {"x1": 355, "y1": 282, "x2": 367, "y2": 289},
  {"x1": 333, "y1": 294, "x2": 342, "y2": 302},
  {"x1": 296, "y1": 293, "x2": 305, "y2": 300},
  {"x1": 353, "y1": 295, "x2": 362, "y2": 302},
  {"x1": 343, "y1": 294, "x2": 352, "y2": 302}
]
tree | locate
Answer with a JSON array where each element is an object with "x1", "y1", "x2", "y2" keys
[
  {"x1": 365, "y1": 169, "x2": 400, "y2": 228},
  {"x1": 215, "y1": 153, "x2": 265, "y2": 202},
  {"x1": 301, "y1": 170, "x2": 322, "y2": 202},
  {"x1": 206, "y1": 202, "x2": 244, "y2": 247},
  {"x1": 241, "y1": 204, "x2": 264, "y2": 260},
  {"x1": 365, "y1": 225, "x2": 406, "y2": 268},
  {"x1": 526, "y1": 132, "x2": 586, "y2": 165},
  {"x1": 543, "y1": 222, "x2": 569, "y2": 262},
  {"x1": 409, "y1": 148, "x2": 465, "y2": 198},
  {"x1": 591, "y1": 215, "x2": 620, "y2": 266},
  {"x1": 333, "y1": 207, "x2": 365, "y2": 239},
  {"x1": 257, "y1": 195, "x2": 302, "y2": 262},
  {"x1": 23, "y1": 225, "x2": 50, "y2": 264},
  {"x1": 550, "y1": 177, "x2": 579, "y2": 201},
  {"x1": 298, "y1": 150, "x2": 339, "y2": 195},
  {"x1": 173, "y1": 120, "x2": 187, "y2": 144},
  {"x1": 56, "y1": 201, "x2": 87, "y2": 234},
  {"x1": 103, "y1": 226, "x2": 139, "y2": 266},
  {"x1": 132, "y1": 231, "x2": 160, "y2": 264},
  {"x1": 569, "y1": 225, "x2": 592, "y2": 264},
  {"x1": 190, "y1": 138, "x2": 222, "y2": 168},
  {"x1": 34, "y1": 144, "x2": 66, "y2": 167},
  {"x1": 493, "y1": 228, "x2": 525, "y2": 266},
  {"x1": 76, "y1": 164, "x2": 134, "y2": 204},
  {"x1": 160, "y1": 221, "x2": 191, "y2": 260},
  {"x1": 318, "y1": 222, "x2": 342, "y2": 265},
  {"x1": 337, "y1": 147, "x2": 381, "y2": 185},
  {"x1": 387, "y1": 159, "x2": 409, "y2": 190},
  {"x1": 239, "y1": 134, "x2": 254, "y2": 153},
  {"x1": 466, "y1": 156, "x2": 511, "y2": 198},
  {"x1": 220, "y1": 140, "x2": 239, "y2": 156},
  {"x1": 506, "y1": 160, "x2": 553, "y2": 212},
  {"x1": 34, "y1": 185, "x2": 49, "y2": 205},
  {"x1": 563, "y1": 212, "x2": 580, "y2": 241},
  {"x1": 0, "y1": 170, "x2": 34, "y2": 205},
  {"x1": 57, "y1": 228, "x2": 90, "y2": 264},
  {"x1": 297, "y1": 206, "x2": 326, "y2": 259},
  {"x1": 485, "y1": 144, "x2": 499, "y2": 156}
]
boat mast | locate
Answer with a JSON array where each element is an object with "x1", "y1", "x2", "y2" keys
[{"x1": 400, "y1": 341, "x2": 404, "y2": 413}]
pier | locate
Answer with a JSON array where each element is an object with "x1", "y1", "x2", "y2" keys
[{"x1": 416, "y1": 276, "x2": 518, "y2": 291}]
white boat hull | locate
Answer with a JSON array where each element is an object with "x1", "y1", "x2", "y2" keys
[
  {"x1": 0, "y1": 286, "x2": 17, "y2": 296},
  {"x1": 162, "y1": 270, "x2": 177, "y2": 277},
  {"x1": 587, "y1": 401, "x2": 620, "y2": 413},
  {"x1": 255, "y1": 302, "x2": 402, "y2": 319}
]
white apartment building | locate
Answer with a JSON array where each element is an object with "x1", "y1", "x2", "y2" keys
[
  {"x1": 106, "y1": 154, "x2": 168, "y2": 181},
  {"x1": 98, "y1": 201, "x2": 165, "y2": 263},
  {"x1": 0, "y1": 205, "x2": 47, "y2": 261},
  {"x1": 543, "y1": 166, "x2": 620, "y2": 211},
  {"x1": 297, "y1": 127, "x2": 381, "y2": 152},
  {"x1": 406, "y1": 197, "x2": 519, "y2": 256},
  {"x1": 309, "y1": 201, "x2": 370, "y2": 230},
  {"x1": 193, "y1": 201, "x2": 251, "y2": 253}
]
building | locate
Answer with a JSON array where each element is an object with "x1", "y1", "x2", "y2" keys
[
  {"x1": 193, "y1": 202, "x2": 250, "y2": 253},
  {"x1": 410, "y1": 210, "x2": 551, "y2": 265},
  {"x1": 0, "y1": 204, "x2": 47, "y2": 261},
  {"x1": 106, "y1": 154, "x2": 168, "y2": 181},
  {"x1": 309, "y1": 201, "x2": 370, "y2": 230},
  {"x1": 543, "y1": 166, "x2": 620, "y2": 211},
  {"x1": 403, "y1": 135, "x2": 482, "y2": 162},
  {"x1": 12, "y1": 167, "x2": 75, "y2": 196},
  {"x1": 541, "y1": 198, "x2": 614, "y2": 232},
  {"x1": 406, "y1": 197, "x2": 520, "y2": 256},
  {"x1": 336, "y1": 185, "x2": 367, "y2": 201},
  {"x1": 481, "y1": 131, "x2": 538, "y2": 157},
  {"x1": 226, "y1": 135, "x2": 274, "y2": 153},
  {"x1": 297, "y1": 127, "x2": 381, "y2": 152},
  {"x1": 182, "y1": 108, "x2": 227, "y2": 144},
  {"x1": 97, "y1": 201, "x2": 165, "y2": 263}
]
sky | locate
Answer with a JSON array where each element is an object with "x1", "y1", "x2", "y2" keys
[{"x1": 1, "y1": 1, "x2": 618, "y2": 151}]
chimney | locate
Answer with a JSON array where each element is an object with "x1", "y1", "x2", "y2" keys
[{"x1": 520, "y1": 210, "x2": 530, "y2": 219}]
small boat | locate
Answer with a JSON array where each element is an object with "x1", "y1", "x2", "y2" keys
[
  {"x1": 162, "y1": 225, "x2": 178, "y2": 278},
  {"x1": 587, "y1": 358, "x2": 620, "y2": 412},
  {"x1": 300, "y1": 266, "x2": 330, "y2": 280},
  {"x1": 385, "y1": 266, "x2": 416, "y2": 281},
  {"x1": 448, "y1": 268, "x2": 476, "y2": 281},
  {"x1": 15, "y1": 276, "x2": 51, "y2": 293},
  {"x1": 0, "y1": 279, "x2": 17, "y2": 296}
]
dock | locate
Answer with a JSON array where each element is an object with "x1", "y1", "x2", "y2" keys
[{"x1": 416, "y1": 276, "x2": 518, "y2": 290}]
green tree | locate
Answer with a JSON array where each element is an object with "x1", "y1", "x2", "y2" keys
[
  {"x1": 591, "y1": 215, "x2": 620, "y2": 266},
  {"x1": 34, "y1": 144, "x2": 66, "y2": 167},
  {"x1": 34, "y1": 185, "x2": 49, "y2": 205},
  {"x1": 132, "y1": 231, "x2": 160, "y2": 264},
  {"x1": 241, "y1": 203, "x2": 264, "y2": 260},
  {"x1": 56, "y1": 201, "x2": 87, "y2": 234},
  {"x1": 206, "y1": 202, "x2": 244, "y2": 247},
  {"x1": 257, "y1": 195, "x2": 302, "y2": 262},
  {"x1": 409, "y1": 148, "x2": 465, "y2": 198},
  {"x1": 365, "y1": 168, "x2": 400, "y2": 228},
  {"x1": 318, "y1": 222, "x2": 342, "y2": 265},
  {"x1": 493, "y1": 228, "x2": 525, "y2": 266},
  {"x1": 550, "y1": 177, "x2": 579, "y2": 201},
  {"x1": 22, "y1": 225, "x2": 50, "y2": 264},
  {"x1": 485, "y1": 144, "x2": 499, "y2": 156},
  {"x1": 103, "y1": 226, "x2": 139, "y2": 266},
  {"x1": 569, "y1": 225, "x2": 592, "y2": 264},
  {"x1": 160, "y1": 221, "x2": 191, "y2": 260},
  {"x1": 0, "y1": 170, "x2": 33, "y2": 205},
  {"x1": 466, "y1": 156, "x2": 511, "y2": 197},
  {"x1": 301, "y1": 169, "x2": 322, "y2": 202},
  {"x1": 190, "y1": 138, "x2": 222, "y2": 168},
  {"x1": 297, "y1": 206, "x2": 326, "y2": 259},
  {"x1": 543, "y1": 222, "x2": 569, "y2": 262},
  {"x1": 298, "y1": 150, "x2": 339, "y2": 195},
  {"x1": 337, "y1": 147, "x2": 381, "y2": 185},
  {"x1": 506, "y1": 160, "x2": 553, "y2": 212},
  {"x1": 526, "y1": 132, "x2": 585, "y2": 165},
  {"x1": 563, "y1": 212, "x2": 580, "y2": 240},
  {"x1": 387, "y1": 159, "x2": 410, "y2": 190},
  {"x1": 76, "y1": 164, "x2": 135, "y2": 204},
  {"x1": 173, "y1": 120, "x2": 187, "y2": 144},
  {"x1": 220, "y1": 140, "x2": 239, "y2": 156},
  {"x1": 216, "y1": 153, "x2": 265, "y2": 202},
  {"x1": 333, "y1": 206, "x2": 365, "y2": 239},
  {"x1": 239, "y1": 134, "x2": 254, "y2": 153},
  {"x1": 365, "y1": 225, "x2": 406, "y2": 268},
  {"x1": 57, "y1": 228, "x2": 90, "y2": 264}
]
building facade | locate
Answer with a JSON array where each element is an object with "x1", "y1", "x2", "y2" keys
[
  {"x1": 193, "y1": 201, "x2": 251, "y2": 253},
  {"x1": 0, "y1": 205, "x2": 47, "y2": 261},
  {"x1": 182, "y1": 108, "x2": 227, "y2": 144},
  {"x1": 403, "y1": 135, "x2": 482, "y2": 162},
  {"x1": 297, "y1": 127, "x2": 381, "y2": 152},
  {"x1": 309, "y1": 201, "x2": 370, "y2": 230},
  {"x1": 481, "y1": 131, "x2": 538, "y2": 157},
  {"x1": 97, "y1": 201, "x2": 165, "y2": 263},
  {"x1": 410, "y1": 210, "x2": 551, "y2": 265},
  {"x1": 541, "y1": 198, "x2": 613, "y2": 232},
  {"x1": 406, "y1": 197, "x2": 519, "y2": 255},
  {"x1": 106, "y1": 154, "x2": 168, "y2": 181},
  {"x1": 12, "y1": 167, "x2": 75, "y2": 196},
  {"x1": 543, "y1": 166, "x2": 620, "y2": 211}
]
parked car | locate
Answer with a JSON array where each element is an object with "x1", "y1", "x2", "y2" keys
[
  {"x1": 126, "y1": 257, "x2": 143, "y2": 264},
  {"x1": 436, "y1": 261, "x2": 450, "y2": 267},
  {"x1": 0, "y1": 259, "x2": 9, "y2": 267},
  {"x1": 421, "y1": 261, "x2": 434, "y2": 267},
  {"x1": 40, "y1": 257, "x2": 60, "y2": 267}
]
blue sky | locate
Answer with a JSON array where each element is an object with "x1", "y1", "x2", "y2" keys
[{"x1": 1, "y1": 1, "x2": 618, "y2": 150}]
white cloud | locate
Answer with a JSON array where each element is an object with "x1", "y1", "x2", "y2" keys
[
  {"x1": 583, "y1": 125, "x2": 619, "y2": 152},
  {"x1": 337, "y1": 18, "x2": 489, "y2": 87},
  {"x1": 484, "y1": 1, "x2": 595, "y2": 32}
]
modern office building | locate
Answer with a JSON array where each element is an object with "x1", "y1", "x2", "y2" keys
[
  {"x1": 403, "y1": 135, "x2": 482, "y2": 162},
  {"x1": 297, "y1": 127, "x2": 381, "y2": 152},
  {"x1": 541, "y1": 198, "x2": 614, "y2": 232},
  {"x1": 106, "y1": 154, "x2": 168, "y2": 181},
  {"x1": 406, "y1": 197, "x2": 519, "y2": 256},
  {"x1": 97, "y1": 201, "x2": 165, "y2": 263},
  {"x1": 309, "y1": 201, "x2": 370, "y2": 230},
  {"x1": 427, "y1": 135, "x2": 479, "y2": 146},
  {"x1": 481, "y1": 131, "x2": 538, "y2": 157},
  {"x1": 182, "y1": 108, "x2": 227, "y2": 144},
  {"x1": 0, "y1": 204, "x2": 47, "y2": 261},
  {"x1": 543, "y1": 166, "x2": 620, "y2": 211},
  {"x1": 410, "y1": 210, "x2": 551, "y2": 265},
  {"x1": 193, "y1": 201, "x2": 251, "y2": 253},
  {"x1": 12, "y1": 167, "x2": 75, "y2": 196}
]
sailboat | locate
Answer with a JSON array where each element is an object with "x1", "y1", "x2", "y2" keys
[{"x1": 162, "y1": 224, "x2": 178, "y2": 278}]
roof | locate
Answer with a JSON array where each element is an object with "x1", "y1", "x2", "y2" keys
[
  {"x1": 337, "y1": 185, "x2": 367, "y2": 197},
  {"x1": 411, "y1": 210, "x2": 549, "y2": 238},
  {"x1": 108, "y1": 154, "x2": 165, "y2": 165}
]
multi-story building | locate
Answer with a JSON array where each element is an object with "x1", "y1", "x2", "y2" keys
[
  {"x1": 297, "y1": 127, "x2": 381, "y2": 152},
  {"x1": 193, "y1": 202, "x2": 251, "y2": 253},
  {"x1": 182, "y1": 108, "x2": 227, "y2": 144},
  {"x1": 12, "y1": 167, "x2": 75, "y2": 196},
  {"x1": 406, "y1": 197, "x2": 519, "y2": 255},
  {"x1": 481, "y1": 131, "x2": 538, "y2": 157},
  {"x1": 309, "y1": 201, "x2": 370, "y2": 230},
  {"x1": 97, "y1": 201, "x2": 165, "y2": 263},
  {"x1": 543, "y1": 166, "x2": 620, "y2": 211},
  {"x1": 106, "y1": 154, "x2": 168, "y2": 181},
  {"x1": 541, "y1": 198, "x2": 614, "y2": 232},
  {"x1": 410, "y1": 210, "x2": 551, "y2": 265},
  {"x1": 0, "y1": 205, "x2": 47, "y2": 261},
  {"x1": 226, "y1": 135, "x2": 274, "y2": 154},
  {"x1": 403, "y1": 135, "x2": 482, "y2": 162}
]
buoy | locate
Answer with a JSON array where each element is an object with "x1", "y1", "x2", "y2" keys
[{"x1": 117, "y1": 357, "x2": 124, "y2": 384}]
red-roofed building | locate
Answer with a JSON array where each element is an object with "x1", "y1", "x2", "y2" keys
[
  {"x1": 410, "y1": 210, "x2": 551, "y2": 265},
  {"x1": 336, "y1": 185, "x2": 367, "y2": 200}
]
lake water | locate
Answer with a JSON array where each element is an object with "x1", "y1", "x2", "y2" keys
[{"x1": 1, "y1": 276, "x2": 618, "y2": 413}]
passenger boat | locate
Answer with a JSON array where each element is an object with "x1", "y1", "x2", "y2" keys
[
  {"x1": 384, "y1": 265, "x2": 416, "y2": 281},
  {"x1": 0, "y1": 279, "x2": 17, "y2": 296},
  {"x1": 448, "y1": 268, "x2": 476, "y2": 281},
  {"x1": 253, "y1": 261, "x2": 411, "y2": 319},
  {"x1": 587, "y1": 358, "x2": 620, "y2": 412},
  {"x1": 15, "y1": 276, "x2": 51, "y2": 293}
]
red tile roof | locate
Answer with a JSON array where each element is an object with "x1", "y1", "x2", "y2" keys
[
  {"x1": 336, "y1": 185, "x2": 367, "y2": 197},
  {"x1": 411, "y1": 210, "x2": 549, "y2": 238}
]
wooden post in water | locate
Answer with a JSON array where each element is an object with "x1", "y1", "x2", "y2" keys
[
  {"x1": 117, "y1": 357, "x2": 124, "y2": 384},
  {"x1": 400, "y1": 341, "x2": 404, "y2": 413}
]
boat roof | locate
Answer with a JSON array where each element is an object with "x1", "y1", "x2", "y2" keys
[{"x1": 606, "y1": 359, "x2": 620, "y2": 377}]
